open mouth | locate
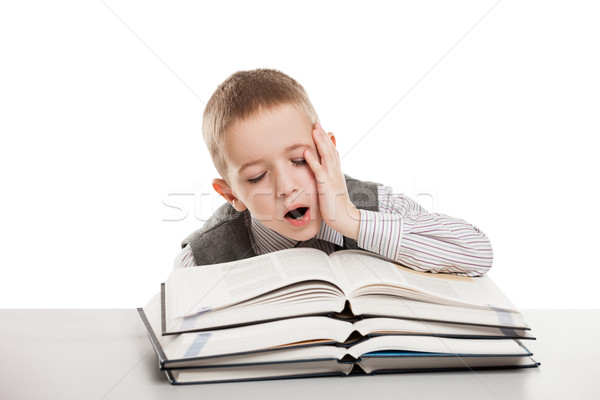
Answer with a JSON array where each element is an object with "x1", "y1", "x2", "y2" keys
[
  {"x1": 284, "y1": 206, "x2": 311, "y2": 227},
  {"x1": 285, "y1": 207, "x2": 309, "y2": 220}
]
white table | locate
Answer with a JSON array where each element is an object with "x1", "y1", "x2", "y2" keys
[{"x1": 1, "y1": 309, "x2": 598, "y2": 399}]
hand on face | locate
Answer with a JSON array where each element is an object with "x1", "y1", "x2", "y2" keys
[{"x1": 304, "y1": 123, "x2": 360, "y2": 240}]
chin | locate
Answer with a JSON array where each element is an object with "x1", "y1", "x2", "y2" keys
[
  {"x1": 289, "y1": 230, "x2": 317, "y2": 242},
  {"x1": 288, "y1": 223, "x2": 321, "y2": 241}
]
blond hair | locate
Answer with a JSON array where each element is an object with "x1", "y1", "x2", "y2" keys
[{"x1": 203, "y1": 68, "x2": 320, "y2": 182}]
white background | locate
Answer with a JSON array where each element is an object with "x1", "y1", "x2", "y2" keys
[{"x1": 1, "y1": 1, "x2": 598, "y2": 308}]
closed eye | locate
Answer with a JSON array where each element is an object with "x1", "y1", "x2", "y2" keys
[
  {"x1": 247, "y1": 159, "x2": 307, "y2": 185},
  {"x1": 248, "y1": 173, "x2": 266, "y2": 185}
]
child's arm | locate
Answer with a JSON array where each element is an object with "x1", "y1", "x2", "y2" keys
[
  {"x1": 357, "y1": 187, "x2": 493, "y2": 276},
  {"x1": 304, "y1": 123, "x2": 492, "y2": 277}
]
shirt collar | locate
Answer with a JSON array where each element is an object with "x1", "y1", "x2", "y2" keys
[{"x1": 249, "y1": 215, "x2": 344, "y2": 255}]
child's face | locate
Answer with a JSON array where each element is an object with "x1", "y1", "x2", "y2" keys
[{"x1": 218, "y1": 103, "x2": 322, "y2": 241}]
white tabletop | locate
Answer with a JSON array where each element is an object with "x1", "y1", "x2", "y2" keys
[{"x1": 1, "y1": 309, "x2": 598, "y2": 399}]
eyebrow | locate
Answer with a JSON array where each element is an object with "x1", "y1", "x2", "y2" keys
[{"x1": 237, "y1": 144, "x2": 309, "y2": 174}]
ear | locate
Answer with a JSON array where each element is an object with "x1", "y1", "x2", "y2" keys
[
  {"x1": 314, "y1": 122, "x2": 337, "y2": 147},
  {"x1": 212, "y1": 178, "x2": 247, "y2": 212},
  {"x1": 327, "y1": 132, "x2": 336, "y2": 147}
]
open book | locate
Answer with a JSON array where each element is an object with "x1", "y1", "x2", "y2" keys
[
  {"x1": 163, "y1": 248, "x2": 527, "y2": 335},
  {"x1": 139, "y1": 293, "x2": 539, "y2": 384}
]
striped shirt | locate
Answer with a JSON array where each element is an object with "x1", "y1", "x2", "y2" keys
[{"x1": 174, "y1": 185, "x2": 493, "y2": 276}]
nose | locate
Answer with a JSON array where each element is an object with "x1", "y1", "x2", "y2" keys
[{"x1": 276, "y1": 169, "x2": 299, "y2": 198}]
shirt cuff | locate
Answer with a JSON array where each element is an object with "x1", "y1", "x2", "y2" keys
[
  {"x1": 174, "y1": 244, "x2": 196, "y2": 268},
  {"x1": 357, "y1": 209, "x2": 403, "y2": 261}
]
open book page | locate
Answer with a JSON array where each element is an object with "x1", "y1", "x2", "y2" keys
[
  {"x1": 330, "y1": 250, "x2": 516, "y2": 310},
  {"x1": 170, "y1": 316, "x2": 353, "y2": 360},
  {"x1": 347, "y1": 335, "x2": 530, "y2": 359},
  {"x1": 328, "y1": 250, "x2": 402, "y2": 296},
  {"x1": 184, "y1": 345, "x2": 348, "y2": 368},
  {"x1": 167, "y1": 248, "x2": 343, "y2": 318},
  {"x1": 271, "y1": 248, "x2": 341, "y2": 285},
  {"x1": 170, "y1": 360, "x2": 353, "y2": 384},
  {"x1": 357, "y1": 354, "x2": 539, "y2": 374},
  {"x1": 349, "y1": 296, "x2": 527, "y2": 329},
  {"x1": 143, "y1": 293, "x2": 353, "y2": 362},
  {"x1": 352, "y1": 317, "x2": 534, "y2": 339}
]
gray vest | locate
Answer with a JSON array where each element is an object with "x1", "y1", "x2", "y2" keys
[{"x1": 182, "y1": 174, "x2": 381, "y2": 266}]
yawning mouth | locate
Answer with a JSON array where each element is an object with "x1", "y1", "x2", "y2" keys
[{"x1": 285, "y1": 207, "x2": 309, "y2": 220}]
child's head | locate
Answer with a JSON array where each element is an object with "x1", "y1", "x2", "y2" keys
[
  {"x1": 203, "y1": 69, "x2": 320, "y2": 181},
  {"x1": 204, "y1": 68, "x2": 335, "y2": 241}
]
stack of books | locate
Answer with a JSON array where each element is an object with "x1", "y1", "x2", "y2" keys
[{"x1": 138, "y1": 248, "x2": 540, "y2": 384}]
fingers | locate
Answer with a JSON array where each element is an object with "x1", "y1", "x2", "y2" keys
[
  {"x1": 312, "y1": 123, "x2": 338, "y2": 166},
  {"x1": 304, "y1": 147, "x2": 325, "y2": 182},
  {"x1": 305, "y1": 122, "x2": 342, "y2": 183},
  {"x1": 314, "y1": 123, "x2": 335, "y2": 148}
]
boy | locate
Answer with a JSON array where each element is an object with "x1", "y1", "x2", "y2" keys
[{"x1": 174, "y1": 68, "x2": 493, "y2": 276}]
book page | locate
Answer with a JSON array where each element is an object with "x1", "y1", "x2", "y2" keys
[
  {"x1": 172, "y1": 316, "x2": 352, "y2": 359},
  {"x1": 348, "y1": 335, "x2": 529, "y2": 359},
  {"x1": 330, "y1": 250, "x2": 516, "y2": 310},
  {"x1": 167, "y1": 248, "x2": 342, "y2": 318},
  {"x1": 329, "y1": 251, "x2": 400, "y2": 294},
  {"x1": 272, "y1": 248, "x2": 338, "y2": 284}
]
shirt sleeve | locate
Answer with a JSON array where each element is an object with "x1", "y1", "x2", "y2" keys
[
  {"x1": 173, "y1": 244, "x2": 196, "y2": 268},
  {"x1": 357, "y1": 185, "x2": 493, "y2": 276}
]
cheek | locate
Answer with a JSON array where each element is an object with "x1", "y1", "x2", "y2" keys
[
  {"x1": 298, "y1": 169, "x2": 318, "y2": 195},
  {"x1": 245, "y1": 189, "x2": 274, "y2": 212},
  {"x1": 304, "y1": 161, "x2": 316, "y2": 178}
]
